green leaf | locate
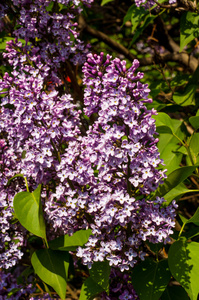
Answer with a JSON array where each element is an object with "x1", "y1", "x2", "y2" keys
[
  {"x1": 122, "y1": 5, "x2": 135, "y2": 26},
  {"x1": 153, "y1": 113, "x2": 174, "y2": 134},
  {"x1": 179, "y1": 213, "x2": 189, "y2": 224},
  {"x1": 130, "y1": 14, "x2": 157, "y2": 46},
  {"x1": 147, "y1": 100, "x2": 167, "y2": 111},
  {"x1": 0, "y1": 37, "x2": 27, "y2": 52},
  {"x1": 183, "y1": 227, "x2": 199, "y2": 240},
  {"x1": 186, "y1": 207, "x2": 199, "y2": 226},
  {"x1": 173, "y1": 84, "x2": 197, "y2": 106},
  {"x1": 49, "y1": 229, "x2": 92, "y2": 251},
  {"x1": 132, "y1": 259, "x2": 171, "y2": 300},
  {"x1": 157, "y1": 141, "x2": 183, "y2": 175},
  {"x1": 180, "y1": 12, "x2": 199, "y2": 52},
  {"x1": 188, "y1": 133, "x2": 199, "y2": 165},
  {"x1": 13, "y1": 185, "x2": 46, "y2": 241},
  {"x1": 161, "y1": 285, "x2": 189, "y2": 300},
  {"x1": 168, "y1": 238, "x2": 199, "y2": 300},
  {"x1": 189, "y1": 117, "x2": 199, "y2": 130},
  {"x1": 162, "y1": 183, "x2": 199, "y2": 205},
  {"x1": 89, "y1": 261, "x2": 111, "y2": 293},
  {"x1": 173, "y1": 66, "x2": 199, "y2": 109},
  {"x1": 46, "y1": 1, "x2": 54, "y2": 11},
  {"x1": 157, "y1": 118, "x2": 184, "y2": 150},
  {"x1": 128, "y1": 5, "x2": 147, "y2": 32},
  {"x1": 31, "y1": 249, "x2": 69, "y2": 300},
  {"x1": 101, "y1": 0, "x2": 114, "y2": 5},
  {"x1": 154, "y1": 115, "x2": 184, "y2": 174},
  {"x1": 153, "y1": 166, "x2": 199, "y2": 199},
  {"x1": 79, "y1": 277, "x2": 104, "y2": 300}
]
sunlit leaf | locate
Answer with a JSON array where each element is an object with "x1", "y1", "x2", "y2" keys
[
  {"x1": 187, "y1": 133, "x2": 199, "y2": 165},
  {"x1": 130, "y1": 14, "x2": 157, "y2": 46},
  {"x1": 153, "y1": 113, "x2": 174, "y2": 134},
  {"x1": 130, "y1": 5, "x2": 146, "y2": 32},
  {"x1": 189, "y1": 117, "x2": 199, "y2": 130},
  {"x1": 101, "y1": 0, "x2": 114, "y2": 6},
  {"x1": 180, "y1": 12, "x2": 199, "y2": 52},
  {"x1": 173, "y1": 84, "x2": 197, "y2": 106},
  {"x1": 186, "y1": 207, "x2": 199, "y2": 226},
  {"x1": 13, "y1": 185, "x2": 46, "y2": 241},
  {"x1": 168, "y1": 238, "x2": 199, "y2": 300}
]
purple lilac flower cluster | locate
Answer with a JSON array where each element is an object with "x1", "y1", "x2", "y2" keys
[
  {"x1": 12, "y1": 0, "x2": 93, "y2": 68},
  {"x1": 0, "y1": 139, "x2": 25, "y2": 270},
  {"x1": 0, "y1": 0, "x2": 91, "y2": 297},
  {"x1": 1, "y1": 39, "x2": 81, "y2": 185},
  {"x1": 0, "y1": 39, "x2": 82, "y2": 267},
  {"x1": 45, "y1": 53, "x2": 177, "y2": 272},
  {"x1": 0, "y1": 268, "x2": 34, "y2": 299}
]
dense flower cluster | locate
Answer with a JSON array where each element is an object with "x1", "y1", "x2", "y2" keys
[
  {"x1": 0, "y1": 139, "x2": 25, "y2": 270},
  {"x1": 12, "y1": 0, "x2": 93, "y2": 68},
  {"x1": 0, "y1": 268, "x2": 34, "y2": 299},
  {"x1": 45, "y1": 53, "x2": 177, "y2": 271},
  {"x1": 0, "y1": 0, "x2": 92, "y2": 298},
  {"x1": 0, "y1": 0, "x2": 177, "y2": 298},
  {"x1": 0, "y1": 37, "x2": 82, "y2": 273}
]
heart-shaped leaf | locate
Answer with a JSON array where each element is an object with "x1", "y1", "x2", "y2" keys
[{"x1": 13, "y1": 185, "x2": 46, "y2": 241}]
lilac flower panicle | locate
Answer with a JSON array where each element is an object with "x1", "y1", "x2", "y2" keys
[{"x1": 45, "y1": 53, "x2": 177, "y2": 272}]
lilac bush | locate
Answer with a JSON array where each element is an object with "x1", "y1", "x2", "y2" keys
[{"x1": 0, "y1": 0, "x2": 177, "y2": 299}]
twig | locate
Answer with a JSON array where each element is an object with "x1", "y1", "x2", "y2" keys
[
  {"x1": 190, "y1": 175, "x2": 199, "y2": 189},
  {"x1": 67, "y1": 284, "x2": 79, "y2": 300},
  {"x1": 180, "y1": 193, "x2": 199, "y2": 201},
  {"x1": 78, "y1": 15, "x2": 137, "y2": 62},
  {"x1": 177, "y1": 0, "x2": 198, "y2": 12}
]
